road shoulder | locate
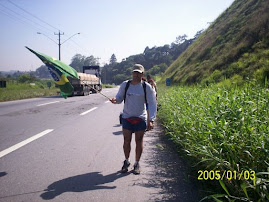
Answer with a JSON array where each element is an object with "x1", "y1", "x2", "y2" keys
[{"x1": 138, "y1": 120, "x2": 202, "y2": 201}]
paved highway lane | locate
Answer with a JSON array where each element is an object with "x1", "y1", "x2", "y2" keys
[
  {"x1": 0, "y1": 87, "x2": 200, "y2": 201},
  {"x1": 0, "y1": 89, "x2": 115, "y2": 152}
]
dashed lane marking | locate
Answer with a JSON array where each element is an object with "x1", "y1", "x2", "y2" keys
[
  {"x1": 80, "y1": 107, "x2": 98, "y2": 116},
  {"x1": 37, "y1": 101, "x2": 60, "y2": 107},
  {"x1": 0, "y1": 129, "x2": 54, "y2": 158}
]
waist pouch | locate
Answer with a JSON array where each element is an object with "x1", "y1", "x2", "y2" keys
[{"x1": 125, "y1": 117, "x2": 143, "y2": 125}]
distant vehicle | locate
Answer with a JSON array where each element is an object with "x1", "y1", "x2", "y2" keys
[{"x1": 68, "y1": 66, "x2": 102, "y2": 96}]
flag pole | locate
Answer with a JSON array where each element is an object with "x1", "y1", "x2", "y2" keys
[
  {"x1": 97, "y1": 91, "x2": 111, "y2": 100},
  {"x1": 90, "y1": 86, "x2": 111, "y2": 100},
  {"x1": 81, "y1": 81, "x2": 111, "y2": 100}
]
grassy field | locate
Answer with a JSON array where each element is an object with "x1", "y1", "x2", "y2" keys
[
  {"x1": 0, "y1": 80, "x2": 116, "y2": 102},
  {"x1": 157, "y1": 81, "x2": 269, "y2": 201},
  {"x1": 0, "y1": 80, "x2": 58, "y2": 102}
]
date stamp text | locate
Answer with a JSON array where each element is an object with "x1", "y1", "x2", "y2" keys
[{"x1": 198, "y1": 170, "x2": 256, "y2": 181}]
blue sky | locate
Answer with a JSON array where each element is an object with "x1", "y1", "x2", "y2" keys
[{"x1": 0, "y1": 0, "x2": 234, "y2": 71}]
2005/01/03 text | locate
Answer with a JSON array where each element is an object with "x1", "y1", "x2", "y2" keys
[{"x1": 198, "y1": 170, "x2": 256, "y2": 181}]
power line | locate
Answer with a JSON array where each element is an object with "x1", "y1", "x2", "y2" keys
[
  {"x1": 1, "y1": 1, "x2": 96, "y2": 62},
  {"x1": 0, "y1": 2, "x2": 54, "y2": 34},
  {"x1": 0, "y1": 7, "x2": 31, "y2": 27},
  {"x1": 3, "y1": 1, "x2": 84, "y2": 56},
  {"x1": 7, "y1": 0, "x2": 59, "y2": 31},
  {"x1": 68, "y1": 37, "x2": 90, "y2": 54}
]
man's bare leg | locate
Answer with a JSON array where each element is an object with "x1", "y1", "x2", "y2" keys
[
  {"x1": 123, "y1": 129, "x2": 132, "y2": 159},
  {"x1": 133, "y1": 130, "x2": 145, "y2": 174},
  {"x1": 135, "y1": 130, "x2": 145, "y2": 162},
  {"x1": 121, "y1": 129, "x2": 133, "y2": 173}
]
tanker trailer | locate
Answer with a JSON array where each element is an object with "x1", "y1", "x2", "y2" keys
[{"x1": 69, "y1": 65, "x2": 102, "y2": 96}]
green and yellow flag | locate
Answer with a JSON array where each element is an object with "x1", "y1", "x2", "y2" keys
[{"x1": 26, "y1": 47, "x2": 79, "y2": 98}]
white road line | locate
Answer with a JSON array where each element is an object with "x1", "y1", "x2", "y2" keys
[
  {"x1": 105, "y1": 100, "x2": 110, "y2": 103},
  {"x1": 80, "y1": 107, "x2": 98, "y2": 116},
  {"x1": 0, "y1": 129, "x2": 54, "y2": 158},
  {"x1": 37, "y1": 101, "x2": 60, "y2": 107}
]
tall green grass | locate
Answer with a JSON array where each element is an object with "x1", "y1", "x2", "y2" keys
[
  {"x1": 158, "y1": 82, "x2": 269, "y2": 201},
  {"x1": 0, "y1": 80, "x2": 58, "y2": 102}
]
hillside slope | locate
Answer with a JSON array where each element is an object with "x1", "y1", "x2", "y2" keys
[{"x1": 163, "y1": 0, "x2": 269, "y2": 85}]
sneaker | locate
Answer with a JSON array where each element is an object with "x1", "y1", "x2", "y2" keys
[
  {"x1": 133, "y1": 163, "x2": 140, "y2": 175},
  {"x1": 121, "y1": 160, "x2": 130, "y2": 173}
]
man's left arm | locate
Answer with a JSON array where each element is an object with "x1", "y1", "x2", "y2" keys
[{"x1": 146, "y1": 84, "x2": 157, "y2": 130}]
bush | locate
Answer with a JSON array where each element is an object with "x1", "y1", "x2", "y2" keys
[
  {"x1": 254, "y1": 66, "x2": 269, "y2": 87},
  {"x1": 158, "y1": 83, "x2": 269, "y2": 201},
  {"x1": 0, "y1": 79, "x2": 58, "y2": 102},
  {"x1": 18, "y1": 74, "x2": 37, "y2": 83}
]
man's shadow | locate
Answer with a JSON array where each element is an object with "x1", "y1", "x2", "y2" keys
[
  {"x1": 113, "y1": 131, "x2": 122, "y2": 135},
  {"x1": 40, "y1": 171, "x2": 128, "y2": 200},
  {"x1": 113, "y1": 124, "x2": 122, "y2": 135}
]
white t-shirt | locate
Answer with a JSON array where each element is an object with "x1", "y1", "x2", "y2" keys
[{"x1": 115, "y1": 80, "x2": 157, "y2": 121}]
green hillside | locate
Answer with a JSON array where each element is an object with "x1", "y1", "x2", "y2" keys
[{"x1": 163, "y1": 0, "x2": 269, "y2": 85}]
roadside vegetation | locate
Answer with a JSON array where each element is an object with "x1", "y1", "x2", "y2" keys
[
  {"x1": 162, "y1": 0, "x2": 269, "y2": 86},
  {"x1": 0, "y1": 73, "x2": 117, "y2": 102},
  {"x1": 102, "y1": 84, "x2": 116, "y2": 88},
  {"x1": 156, "y1": 1, "x2": 269, "y2": 198},
  {"x1": 157, "y1": 79, "x2": 269, "y2": 201},
  {"x1": 0, "y1": 74, "x2": 58, "y2": 102}
]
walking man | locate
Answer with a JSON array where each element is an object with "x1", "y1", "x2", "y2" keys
[{"x1": 110, "y1": 64, "x2": 157, "y2": 174}]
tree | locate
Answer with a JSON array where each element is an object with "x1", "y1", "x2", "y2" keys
[
  {"x1": 13, "y1": 71, "x2": 22, "y2": 78},
  {"x1": 147, "y1": 63, "x2": 168, "y2": 76},
  {"x1": 70, "y1": 54, "x2": 98, "y2": 72},
  {"x1": 35, "y1": 65, "x2": 50, "y2": 78},
  {"x1": 70, "y1": 54, "x2": 85, "y2": 72},
  {"x1": 18, "y1": 74, "x2": 36, "y2": 83},
  {"x1": 143, "y1": 46, "x2": 150, "y2": 54},
  {"x1": 110, "y1": 54, "x2": 117, "y2": 64},
  {"x1": 84, "y1": 55, "x2": 97, "y2": 66},
  {"x1": 113, "y1": 74, "x2": 128, "y2": 84},
  {"x1": 175, "y1": 34, "x2": 188, "y2": 44},
  {"x1": 194, "y1": 29, "x2": 204, "y2": 39}
]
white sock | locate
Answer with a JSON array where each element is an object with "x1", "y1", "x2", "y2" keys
[
  {"x1": 134, "y1": 161, "x2": 139, "y2": 166},
  {"x1": 125, "y1": 158, "x2": 130, "y2": 164}
]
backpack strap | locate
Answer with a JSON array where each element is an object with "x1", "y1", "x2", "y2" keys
[
  {"x1": 142, "y1": 81, "x2": 148, "y2": 105},
  {"x1": 124, "y1": 80, "x2": 131, "y2": 103},
  {"x1": 124, "y1": 80, "x2": 147, "y2": 105}
]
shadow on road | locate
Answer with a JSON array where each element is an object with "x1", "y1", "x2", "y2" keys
[
  {"x1": 113, "y1": 124, "x2": 123, "y2": 135},
  {"x1": 0, "y1": 172, "x2": 7, "y2": 177},
  {"x1": 42, "y1": 95, "x2": 62, "y2": 99},
  {"x1": 113, "y1": 131, "x2": 122, "y2": 135},
  {"x1": 137, "y1": 122, "x2": 202, "y2": 202},
  {"x1": 40, "y1": 171, "x2": 129, "y2": 200}
]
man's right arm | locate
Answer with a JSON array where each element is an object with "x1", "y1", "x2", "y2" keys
[{"x1": 110, "y1": 81, "x2": 127, "y2": 104}]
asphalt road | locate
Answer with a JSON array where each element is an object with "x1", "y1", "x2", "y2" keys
[{"x1": 0, "y1": 87, "x2": 200, "y2": 202}]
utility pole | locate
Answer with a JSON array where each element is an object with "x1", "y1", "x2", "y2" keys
[
  {"x1": 38, "y1": 31, "x2": 80, "y2": 61},
  {"x1": 54, "y1": 31, "x2": 64, "y2": 60}
]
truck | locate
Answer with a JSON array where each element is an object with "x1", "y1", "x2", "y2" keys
[{"x1": 68, "y1": 65, "x2": 102, "y2": 96}]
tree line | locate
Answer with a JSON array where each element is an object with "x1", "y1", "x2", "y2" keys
[
  {"x1": 102, "y1": 31, "x2": 203, "y2": 84},
  {"x1": 1, "y1": 30, "x2": 203, "y2": 84}
]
